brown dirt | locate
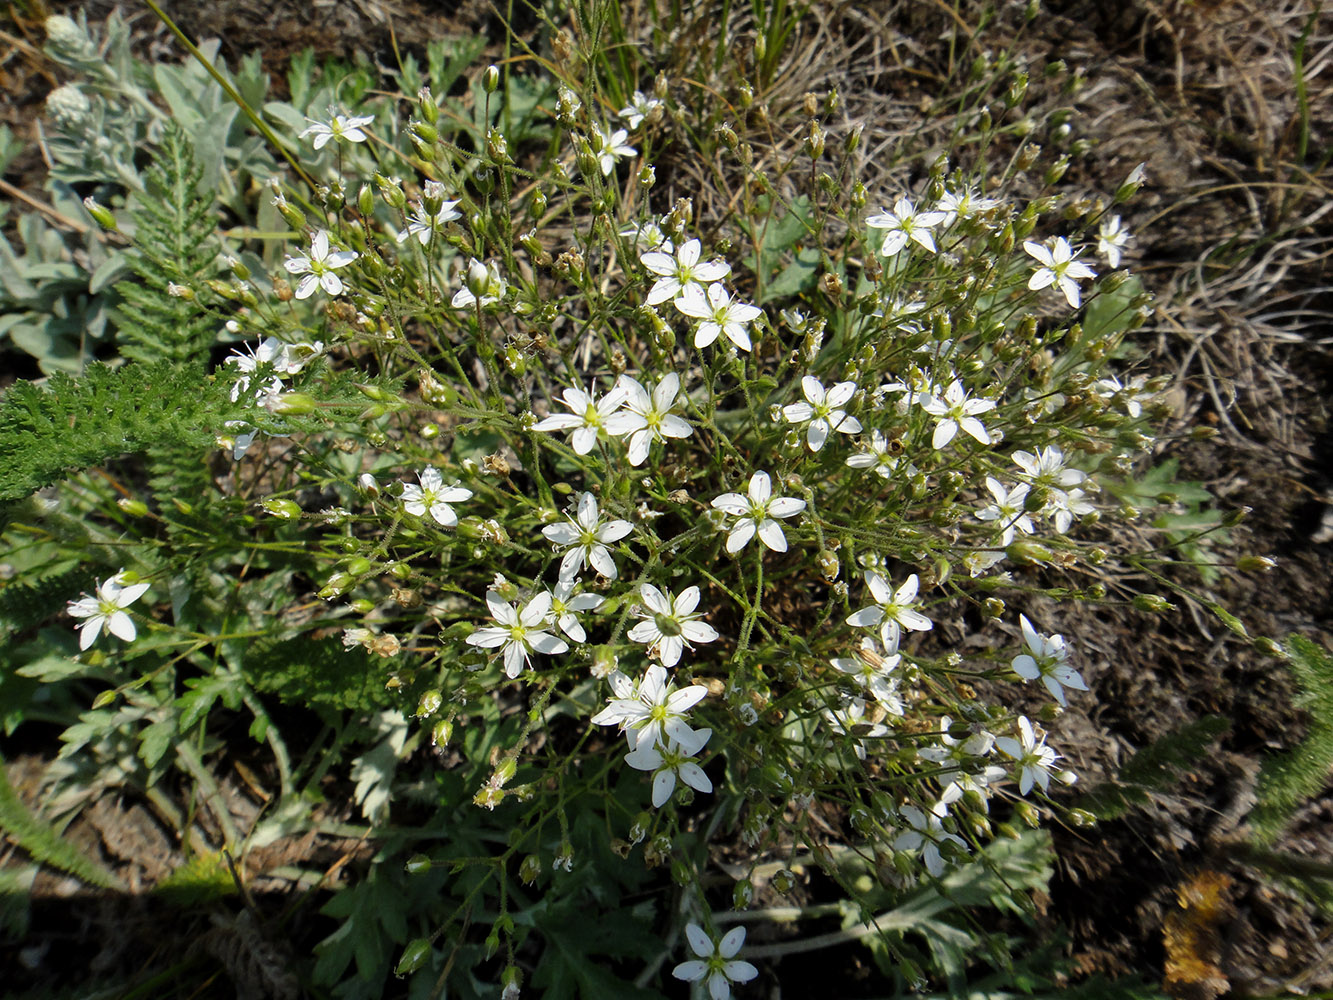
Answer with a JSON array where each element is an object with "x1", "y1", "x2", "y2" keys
[{"x1": 2, "y1": 0, "x2": 1332, "y2": 996}]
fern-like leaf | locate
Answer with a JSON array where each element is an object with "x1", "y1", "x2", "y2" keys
[
  {"x1": 1249, "y1": 634, "x2": 1333, "y2": 845},
  {"x1": 1077, "y1": 716, "x2": 1230, "y2": 820},
  {"x1": 113, "y1": 123, "x2": 221, "y2": 364},
  {"x1": 0, "y1": 360, "x2": 237, "y2": 506},
  {"x1": 0, "y1": 755, "x2": 122, "y2": 890}
]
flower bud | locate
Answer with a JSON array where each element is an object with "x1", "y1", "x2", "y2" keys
[
  {"x1": 483, "y1": 65, "x2": 500, "y2": 92},
  {"x1": 1236, "y1": 555, "x2": 1277, "y2": 573},
  {"x1": 117, "y1": 497, "x2": 150, "y2": 517},
  {"x1": 395, "y1": 939, "x2": 433, "y2": 976},
  {"x1": 416, "y1": 690, "x2": 443, "y2": 717},
  {"x1": 431, "y1": 718, "x2": 453, "y2": 746},
  {"x1": 262, "y1": 498, "x2": 302, "y2": 520},
  {"x1": 404, "y1": 854, "x2": 432, "y2": 874},
  {"x1": 83, "y1": 196, "x2": 117, "y2": 231},
  {"x1": 1132, "y1": 594, "x2": 1175, "y2": 613},
  {"x1": 466, "y1": 258, "x2": 493, "y2": 297}
]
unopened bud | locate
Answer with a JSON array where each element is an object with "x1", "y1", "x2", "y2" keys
[
  {"x1": 483, "y1": 65, "x2": 500, "y2": 93},
  {"x1": 117, "y1": 498, "x2": 149, "y2": 517},
  {"x1": 262, "y1": 498, "x2": 302, "y2": 519},
  {"x1": 416, "y1": 690, "x2": 443, "y2": 717},
  {"x1": 83, "y1": 196, "x2": 117, "y2": 230},
  {"x1": 1132, "y1": 594, "x2": 1175, "y2": 613},
  {"x1": 1236, "y1": 555, "x2": 1277, "y2": 573},
  {"x1": 431, "y1": 718, "x2": 453, "y2": 746}
]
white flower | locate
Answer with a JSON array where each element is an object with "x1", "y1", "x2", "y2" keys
[
  {"x1": 603, "y1": 372, "x2": 693, "y2": 466},
  {"x1": 866, "y1": 196, "x2": 947, "y2": 255},
  {"x1": 533, "y1": 383, "x2": 629, "y2": 455},
  {"x1": 976, "y1": 477, "x2": 1034, "y2": 545},
  {"x1": 920, "y1": 379, "x2": 995, "y2": 449},
  {"x1": 396, "y1": 200, "x2": 461, "y2": 245},
  {"x1": 401, "y1": 467, "x2": 473, "y2": 526},
  {"x1": 618, "y1": 90, "x2": 663, "y2": 129},
  {"x1": 710, "y1": 471, "x2": 805, "y2": 554},
  {"x1": 830, "y1": 637, "x2": 903, "y2": 714},
  {"x1": 1012, "y1": 614, "x2": 1087, "y2": 706},
  {"x1": 284, "y1": 230, "x2": 359, "y2": 299},
  {"x1": 541, "y1": 492, "x2": 633, "y2": 581},
  {"x1": 823, "y1": 697, "x2": 889, "y2": 760},
  {"x1": 67, "y1": 572, "x2": 150, "y2": 650},
  {"x1": 591, "y1": 125, "x2": 636, "y2": 175},
  {"x1": 299, "y1": 111, "x2": 375, "y2": 149},
  {"x1": 1047, "y1": 487, "x2": 1095, "y2": 534},
  {"x1": 674, "y1": 283, "x2": 762, "y2": 351},
  {"x1": 627, "y1": 584, "x2": 718, "y2": 667},
  {"x1": 1012, "y1": 445, "x2": 1085, "y2": 491},
  {"x1": 451, "y1": 258, "x2": 506, "y2": 309},
  {"x1": 619, "y1": 219, "x2": 673, "y2": 253},
  {"x1": 846, "y1": 571, "x2": 932, "y2": 647},
  {"x1": 624, "y1": 733, "x2": 714, "y2": 807},
  {"x1": 845, "y1": 429, "x2": 913, "y2": 479},
  {"x1": 935, "y1": 185, "x2": 1000, "y2": 228},
  {"x1": 590, "y1": 664, "x2": 710, "y2": 753},
  {"x1": 995, "y1": 716, "x2": 1064, "y2": 795},
  {"x1": 640, "y1": 238, "x2": 730, "y2": 306},
  {"x1": 547, "y1": 578, "x2": 604, "y2": 643},
  {"x1": 672, "y1": 924, "x2": 758, "y2": 1000},
  {"x1": 1023, "y1": 237, "x2": 1097, "y2": 308},
  {"x1": 465, "y1": 590, "x2": 569, "y2": 678},
  {"x1": 917, "y1": 717, "x2": 1005, "y2": 812},
  {"x1": 1097, "y1": 215, "x2": 1132, "y2": 268},
  {"x1": 1094, "y1": 373, "x2": 1149, "y2": 418},
  {"x1": 893, "y1": 803, "x2": 969, "y2": 877},
  {"x1": 781, "y1": 376, "x2": 862, "y2": 451}
]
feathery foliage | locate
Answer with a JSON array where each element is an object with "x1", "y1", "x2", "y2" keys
[
  {"x1": 0, "y1": 360, "x2": 235, "y2": 506},
  {"x1": 1249, "y1": 635, "x2": 1333, "y2": 846},
  {"x1": 1077, "y1": 716, "x2": 1231, "y2": 820},
  {"x1": 112, "y1": 124, "x2": 220, "y2": 365}
]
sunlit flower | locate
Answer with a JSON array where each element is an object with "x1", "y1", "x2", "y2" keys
[
  {"x1": 533, "y1": 383, "x2": 629, "y2": 455},
  {"x1": 451, "y1": 258, "x2": 506, "y2": 309},
  {"x1": 920, "y1": 379, "x2": 995, "y2": 449},
  {"x1": 710, "y1": 471, "x2": 805, "y2": 553},
  {"x1": 68, "y1": 571, "x2": 150, "y2": 649},
  {"x1": 975, "y1": 477, "x2": 1034, "y2": 545},
  {"x1": 604, "y1": 372, "x2": 693, "y2": 466},
  {"x1": 618, "y1": 91, "x2": 663, "y2": 129},
  {"x1": 782, "y1": 376, "x2": 862, "y2": 451},
  {"x1": 591, "y1": 125, "x2": 636, "y2": 175},
  {"x1": 299, "y1": 111, "x2": 374, "y2": 149},
  {"x1": 995, "y1": 716, "x2": 1064, "y2": 795},
  {"x1": 284, "y1": 230, "x2": 359, "y2": 299},
  {"x1": 465, "y1": 590, "x2": 568, "y2": 678},
  {"x1": 823, "y1": 697, "x2": 889, "y2": 760},
  {"x1": 541, "y1": 492, "x2": 633, "y2": 581},
  {"x1": 396, "y1": 199, "x2": 461, "y2": 245},
  {"x1": 935, "y1": 185, "x2": 1001, "y2": 228},
  {"x1": 591, "y1": 663, "x2": 710, "y2": 752},
  {"x1": 674, "y1": 283, "x2": 762, "y2": 351},
  {"x1": 627, "y1": 584, "x2": 718, "y2": 667},
  {"x1": 893, "y1": 803, "x2": 969, "y2": 876},
  {"x1": 866, "y1": 196, "x2": 947, "y2": 255},
  {"x1": 845, "y1": 429, "x2": 913, "y2": 479},
  {"x1": 401, "y1": 467, "x2": 473, "y2": 527},
  {"x1": 830, "y1": 637, "x2": 904, "y2": 714},
  {"x1": 1024, "y1": 237, "x2": 1096, "y2": 308},
  {"x1": 672, "y1": 924, "x2": 758, "y2": 1000},
  {"x1": 1097, "y1": 215, "x2": 1132, "y2": 268},
  {"x1": 1012, "y1": 614, "x2": 1087, "y2": 706},
  {"x1": 846, "y1": 571, "x2": 932, "y2": 647},
  {"x1": 624, "y1": 733, "x2": 713, "y2": 807},
  {"x1": 640, "y1": 239, "x2": 731, "y2": 306}
]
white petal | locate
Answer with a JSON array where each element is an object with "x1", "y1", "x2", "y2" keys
[
  {"x1": 651, "y1": 769, "x2": 676, "y2": 807},
  {"x1": 726, "y1": 520, "x2": 756, "y2": 553},
  {"x1": 684, "y1": 925, "x2": 714, "y2": 959},
  {"x1": 756, "y1": 519, "x2": 788, "y2": 552},
  {"x1": 767, "y1": 497, "x2": 805, "y2": 518},
  {"x1": 719, "y1": 926, "x2": 747, "y2": 958},
  {"x1": 712, "y1": 493, "x2": 749, "y2": 515},
  {"x1": 527, "y1": 630, "x2": 568, "y2": 655}
]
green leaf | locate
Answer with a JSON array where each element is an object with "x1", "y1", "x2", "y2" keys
[
  {"x1": 0, "y1": 755, "x2": 122, "y2": 889},
  {"x1": 153, "y1": 851, "x2": 237, "y2": 907}
]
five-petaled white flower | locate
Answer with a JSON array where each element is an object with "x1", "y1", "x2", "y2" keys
[
  {"x1": 893, "y1": 803, "x2": 969, "y2": 877},
  {"x1": 823, "y1": 696, "x2": 889, "y2": 760},
  {"x1": 711, "y1": 471, "x2": 805, "y2": 554},
  {"x1": 845, "y1": 429, "x2": 912, "y2": 479},
  {"x1": 830, "y1": 637, "x2": 904, "y2": 714},
  {"x1": 624, "y1": 733, "x2": 714, "y2": 808},
  {"x1": 618, "y1": 90, "x2": 663, "y2": 129},
  {"x1": 1024, "y1": 237, "x2": 1097, "y2": 308},
  {"x1": 541, "y1": 492, "x2": 633, "y2": 581},
  {"x1": 284, "y1": 230, "x2": 359, "y2": 299},
  {"x1": 782, "y1": 376, "x2": 862, "y2": 451},
  {"x1": 935, "y1": 185, "x2": 1000, "y2": 228},
  {"x1": 604, "y1": 373, "x2": 693, "y2": 466},
  {"x1": 299, "y1": 112, "x2": 374, "y2": 149},
  {"x1": 533, "y1": 383, "x2": 629, "y2": 455},
  {"x1": 866, "y1": 196, "x2": 947, "y2": 256},
  {"x1": 627, "y1": 584, "x2": 718, "y2": 667},
  {"x1": 547, "y1": 578, "x2": 604, "y2": 643},
  {"x1": 640, "y1": 239, "x2": 731, "y2": 306},
  {"x1": 1097, "y1": 215, "x2": 1132, "y2": 268},
  {"x1": 976, "y1": 477, "x2": 1034, "y2": 545},
  {"x1": 920, "y1": 379, "x2": 995, "y2": 449},
  {"x1": 396, "y1": 200, "x2": 461, "y2": 245},
  {"x1": 995, "y1": 716, "x2": 1064, "y2": 795},
  {"x1": 846, "y1": 571, "x2": 933, "y2": 647},
  {"x1": 591, "y1": 664, "x2": 710, "y2": 753},
  {"x1": 672, "y1": 924, "x2": 758, "y2": 1000},
  {"x1": 674, "y1": 283, "x2": 762, "y2": 351},
  {"x1": 591, "y1": 125, "x2": 636, "y2": 175},
  {"x1": 401, "y1": 467, "x2": 473, "y2": 526},
  {"x1": 466, "y1": 590, "x2": 569, "y2": 678},
  {"x1": 1012, "y1": 614, "x2": 1087, "y2": 707},
  {"x1": 68, "y1": 571, "x2": 150, "y2": 650}
]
